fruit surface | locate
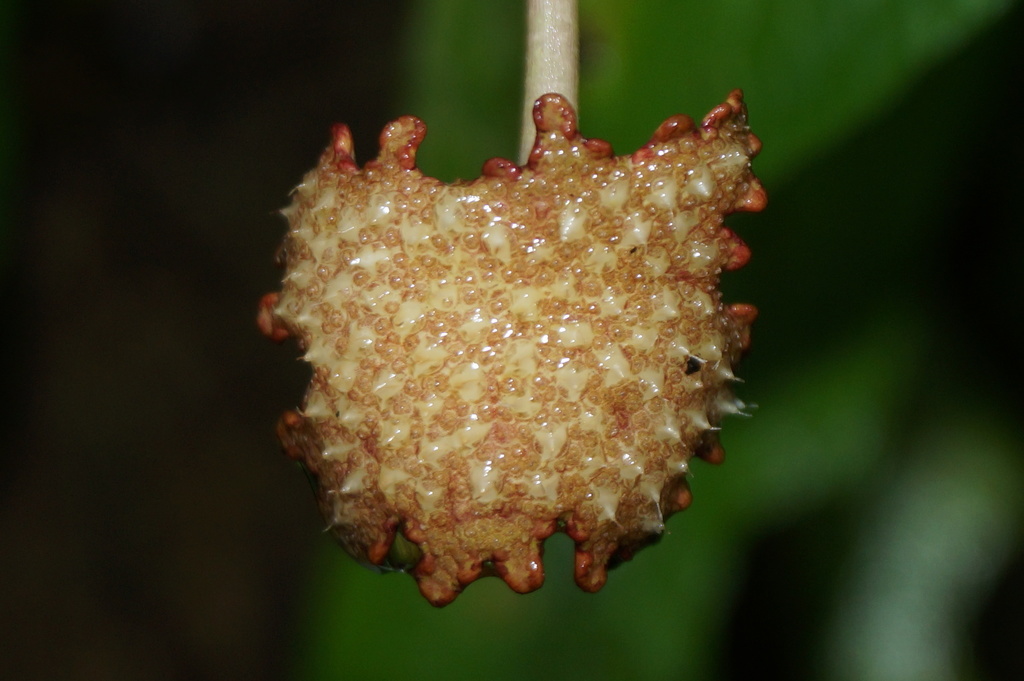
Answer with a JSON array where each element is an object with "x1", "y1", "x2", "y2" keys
[{"x1": 260, "y1": 91, "x2": 765, "y2": 605}]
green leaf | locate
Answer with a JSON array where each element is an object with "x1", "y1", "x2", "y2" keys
[
  {"x1": 399, "y1": 0, "x2": 1016, "y2": 183},
  {"x1": 820, "y1": 413, "x2": 1024, "y2": 681}
]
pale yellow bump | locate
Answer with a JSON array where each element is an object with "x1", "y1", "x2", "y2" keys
[
  {"x1": 686, "y1": 166, "x2": 715, "y2": 199},
  {"x1": 627, "y1": 326, "x2": 658, "y2": 352},
  {"x1": 556, "y1": 321, "x2": 594, "y2": 348},
  {"x1": 457, "y1": 420, "x2": 492, "y2": 447},
  {"x1": 669, "y1": 210, "x2": 699, "y2": 240},
  {"x1": 650, "y1": 289, "x2": 681, "y2": 322},
  {"x1": 618, "y1": 450, "x2": 643, "y2": 480},
  {"x1": 535, "y1": 424, "x2": 568, "y2": 462},
  {"x1": 301, "y1": 392, "x2": 332, "y2": 420},
  {"x1": 554, "y1": 363, "x2": 592, "y2": 402},
  {"x1": 339, "y1": 466, "x2": 366, "y2": 493},
  {"x1": 502, "y1": 393, "x2": 541, "y2": 419},
  {"x1": 418, "y1": 420, "x2": 491, "y2": 465},
  {"x1": 526, "y1": 474, "x2": 558, "y2": 501},
  {"x1": 599, "y1": 177, "x2": 629, "y2": 210},
  {"x1": 577, "y1": 451, "x2": 605, "y2": 479},
  {"x1": 283, "y1": 267, "x2": 312, "y2": 291},
  {"x1": 366, "y1": 190, "x2": 395, "y2": 225},
  {"x1": 450, "y1": 361, "x2": 484, "y2": 402},
  {"x1": 644, "y1": 177, "x2": 678, "y2": 210},
  {"x1": 667, "y1": 336, "x2": 691, "y2": 361},
  {"x1": 347, "y1": 325, "x2": 376, "y2": 354},
  {"x1": 293, "y1": 310, "x2": 316, "y2": 331},
  {"x1": 414, "y1": 484, "x2": 440, "y2": 513},
  {"x1": 427, "y1": 277, "x2": 459, "y2": 310},
  {"x1": 678, "y1": 285, "x2": 711, "y2": 315},
  {"x1": 683, "y1": 409, "x2": 712, "y2": 431},
  {"x1": 688, "y1": 239, "x2": 719, "y2": 271},
  {"x1": 363, "y1": 283, "x2": 401, "y2": 312},
  {"x1": 509, "y1": 288, "x2": 540, "y2": 319},
  {"x1": 372, "y1": 368, "x2": 405, "y2": 401},
  {"x1": 639, "y1": 480, "x2": 665, "y2": 533},
  {"x1": 329, "y1": 360, "x2": 359, "y2": 393},
  {"x1": 638, "y1": 367, "x2": 665, "y2": 401},
  {"x1": 377, "y1": 420, "x2": 410, "y2": 448},
  {"x1": 711, "y1": 147, "x2": 748, "y2": 172},
  {"x1": 312, "y1": 189, "x2": 338, "y2": 214},
  {"x1": 482, "y1": 221, "x2": 512, "y2": 262},
  {"x1": 399, "y1": 217, "x2": 432, "y2": 247},
  {"x1": 644, "y1": 251, "x2": 670, "y2": 278},
  {"x1": 434, "y1": 192, "x2": 462, "y2": 234},
  {"x1": 352, "y1": 245, "x2": 396, "y2": 272},
  {"x1": 378, "y1": 465, "x2": 411, "y2": 493},
  {"x1": 667, "y1": 456, "x2": 689, "y2": 475},
  {"x1": 558, "y1": 201, "x2": 587, "y2": 242},
  {"x1": 458, "y1": 308, "x2": 491, "y2": 340},
  {"x1": 621, "y1": 211, "x2": 652, "y2": 248},
  {"x1": 577, "y1": 407, "x2": 604, "y2": 433},
  {"x1": 336, "y1": 207, "x2": 363, "y2": 241},
  {"x1": 338, "y1": 405, "x2": 363, "y2": 430},
  {"x1": 505, "y1": 339, "x2": 539, "y2": 378},
  {"x1": 302, "y1": 342, "x2": 331, "y2": 367},
  {"x1": 585, "y1": 243, "x2": 618, "y2": 271},
  {"x1": 323, "y1": 271, "x2": 354, "y2": 302},
  {"x1": 393, "y1": 300, "x2": 426, "y2": 331},
  {"x1": 415, "y1": 393, "x2": 445, "y2": 418},
  {"x1": 715, "y1": 361, "x2": 736, "y2": 383},
  {"x1": 307, "y1": 224, "x2": 338, "y2": 256},
  {"x1": 715, "y1": 393, "x2": 744, "y2": 415},
  {"x1": 596, "y1": 344, "x2": 630, "y2": 386},
  {"x1": 451, "y1": 420, "x2": 492, "y2": 450},
  {"x1": 656, "y1": 412, "x2": 683, "y2": 443},
  {"x1": 593, "y1": 485, "x2": 620, "y2": 522},
  {"x1": 410, "y1": 338, "x2": 448, "y2": 376},
  {"x1": 598, "y1": 289, "x2": 626, "y2": 316},
  {"x1": 469, "y1": 459, "x2": 501, "y2": 503}
]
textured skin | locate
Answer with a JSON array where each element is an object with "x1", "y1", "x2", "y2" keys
[{"x1": 259, "y1": 91, "x2": 765, "y2": 605}]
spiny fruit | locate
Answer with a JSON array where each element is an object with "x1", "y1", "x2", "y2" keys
[{"x1": 259, "y1": 91, "x2": 764, "y2": 606}]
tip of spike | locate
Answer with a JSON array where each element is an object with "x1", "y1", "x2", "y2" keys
[
  {"x1": 533, "y1": 92, "x2": 578, "y2": 137},
  {"x1": 377, "y1": 116, "x2": 427, "y2": 170}
]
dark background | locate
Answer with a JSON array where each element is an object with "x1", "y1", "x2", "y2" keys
[{"x1": 2, "y1": 2, "x2": 407, "y2": 678}]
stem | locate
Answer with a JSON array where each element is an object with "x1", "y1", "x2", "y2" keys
[{"x1": 520, "y1": 0, "x2": 579, "y2": 163}]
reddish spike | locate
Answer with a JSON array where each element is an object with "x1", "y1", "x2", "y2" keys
[
  {"x1": 651, "y1": 113, "x2": 695, "y2": 143},
  {"x1": 698, "y1": 441, "x2": 727, "y2": 465},
  {"x1": 720, "y1": 227, "x2": 753, "y2": 271},
  {"x1": 574, "y1": 550, "x2": 607, "y2": 592},
  {"x1": 670, "y1": 479, "x2": 693, "y2": 512},
  {"x1": 532, "y1": 92, "x2": 578, "y2": 137},
  {"x1": 701, "y1": 89, "x2": 747, "y2": 138},
  {"x1": 366, "y1": 536, "x2": 392, "y2": 566},
  {"x1": 737, "y1": 180, "x2": 768, "y2": 212},
  {"x1": 747, "y1": 132, "x2": 764, "y2": 157},
  {"x1": 378, "y1": 116, "x2": 427, "y2": 170},
  {"x1": 482, "y1": 157, "x2": 522, "y2": 180},
  {"x1": 256, "y1": 293, "x2": 290, "y2": 343},
  {"x1": 582, "y1": 137, "x2": 614, "y2": 158},
  {"x1": 276, "y1": 410, "x2": 307, "y2": 461},
  {"x1": 728, "y1": 302, "x2": 759, "y2": 326},
  {"x1": 495, "y1": 546, "x2": 545, "y2": 594},
  {"x1": 330, "y1": 123, "x2": 359, "y2": 171}
]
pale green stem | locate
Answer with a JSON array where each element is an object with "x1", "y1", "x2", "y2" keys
[{"x1": 519, "y1": 0, "x2": 579, "y2": 163}]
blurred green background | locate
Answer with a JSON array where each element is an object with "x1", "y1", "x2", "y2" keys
[{"x1": 2, "y1": 1, "x2": 1023, "y2": 680}]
